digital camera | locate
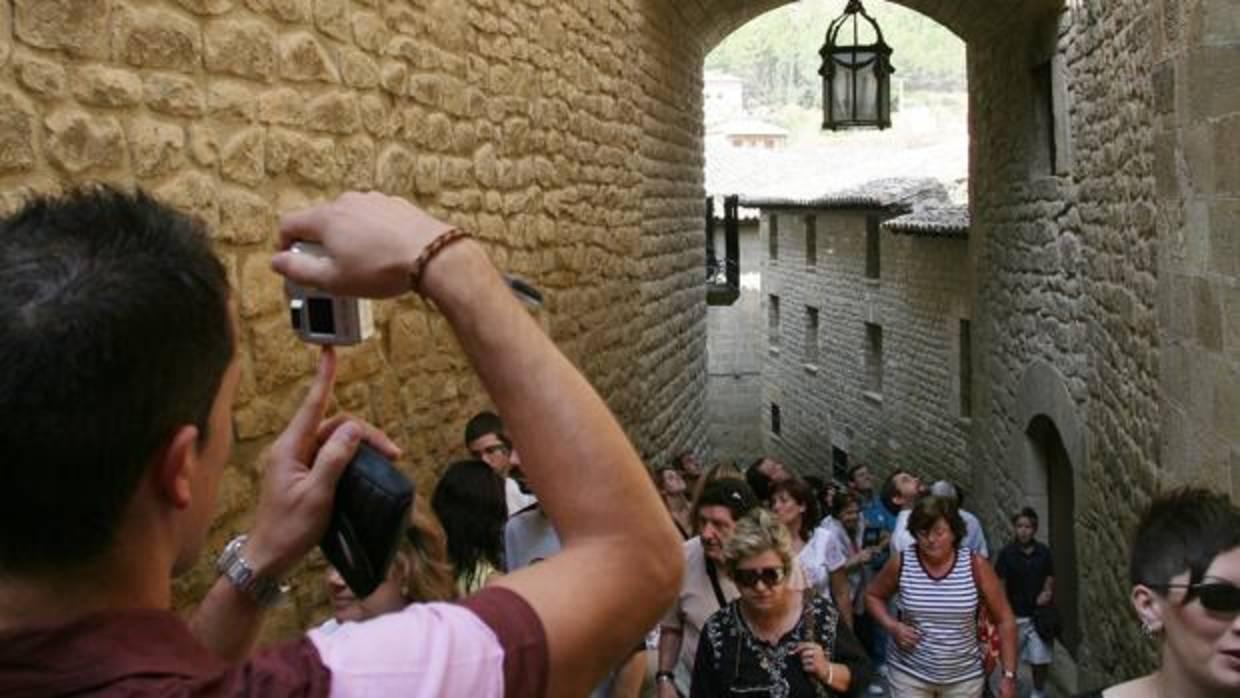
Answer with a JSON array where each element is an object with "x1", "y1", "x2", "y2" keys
[{"x1": 285, "y1": 242, "x2": 375, "y2": 345}]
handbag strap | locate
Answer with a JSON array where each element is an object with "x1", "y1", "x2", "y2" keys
[{"x1": 705, "y1": 558, "x2": 728, "y2": 608}]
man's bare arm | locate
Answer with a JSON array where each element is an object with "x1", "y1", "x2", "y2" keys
[{"x1": 275, "y1": 192, "x2": 685, "y2": 697}]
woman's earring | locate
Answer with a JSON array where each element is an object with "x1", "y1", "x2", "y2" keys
[{"x1": 1141, "y1": 621, "x2": 1161, "y2": 638}]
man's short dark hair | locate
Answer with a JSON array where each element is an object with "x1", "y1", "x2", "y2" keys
[
  {"x1": 846, "y1": 463, "x2": 868, "y2": 484},
  {"x1": 1011, "y1": 506, "x2": 1039, "y2": 528},
  {"x1": 1129, "y1": 487, "x2": 1240, "y2": 589},
  {"x1": 908, "y1": 496, "x2": 967, "y2": 549},
  {"x1": 745, "y1": 458, "x2": 773, "y2": 502},
  {"x1": 880, "y1": 469, "x2": 909, "y2": 515},
  {"x1": 0, "y1": 186, "x2": 233, "y2": 574},
  {"x1": 464, "y1": 411, "x2": 504, "y2": 446},
  {"x1": 694, "y1": 478, "x2": 758, "y2": 523}
]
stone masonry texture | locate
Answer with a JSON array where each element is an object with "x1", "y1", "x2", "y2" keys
[{"x1": 0, "y1": 0, "x2": 1235, "y2": 689}]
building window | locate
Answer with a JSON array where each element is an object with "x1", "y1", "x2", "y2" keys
[
  {"x1": 769, "y1": 295, "x2": 781, "y2": 348},
  {"x1": 805, "y1": 215, "x2": 817, "y2": 266},
  {"x1": 769, "y1": 214, "x2": 779, "y2": 261},
  {"x1": 959, "y1": 319, "x2": 973, "y2": 417},
  {"x1": 771, "y1": 402, "x2": 782, "y2": 436},
  {"x1": 831, "y1": 447, "x2": 848, "y2": 482},
  {"x1": 865, "y1": 215, "x2": 880, "y2": 279},
  {"x1": 805, "y1": 306, "x2": 819, "y2": 365},
  {"x1": 865, "y1": 323, "x2": 883, "y2": 394}
]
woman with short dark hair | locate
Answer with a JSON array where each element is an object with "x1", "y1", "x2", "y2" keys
[
  {"x1": 865, "y1": 496, "x2": 1018, "y2": 698},
  {"x1": 1074, "y1": 488, "x2": 1240, "y2": 698}
]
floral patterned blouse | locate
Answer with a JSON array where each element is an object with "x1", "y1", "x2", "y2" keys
[{"x1": 690, "y1": 593, "x2": 873, "y2": 698}]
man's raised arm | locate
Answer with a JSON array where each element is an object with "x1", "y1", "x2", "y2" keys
[{"x1": 274, "y1": 192, "x2": 684, "y2": 697}]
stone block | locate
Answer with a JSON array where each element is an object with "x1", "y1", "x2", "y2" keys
[
  {"x1": 15, "y1": 54, "x2": 66, "y2": 98},
  {"x1": 1224, "y1": 284, "x2": 1240, "y2": 357},
  {"x1": 415, "y1": 155, "x2": 442, "y2": 194},
  {"x1": 217, "y1": 186, "x2": 275, "y2": 245},
  {"x1": 205, "y1": 19, "x2": 277, "y2": 81},
  {"x1": 245, "y1": 0, "x2": 312, "y2": 24},
  {"x1": 1188, "y1": 45, "x2": 1240, "y2": 121},
  {"x1": 72, "y1": 65, "x2": 143, "y2": 108},
  {"x1": 207, "y1": 81, "x2": 258, "y2": 122},
  {"x1": 352, "y1": 12, "x2": 389, "y2": 53},
  {"x1": 1209, "y1": 199, "x2": 1240, "y2": 277},
  {"x1": 314, "y1": 0, "x2": 351, "y2": 41},
  {"x1": 239, "y1": 252, "x2": 284, "y2": 318},
  {"x1": 359, "y1": 94, "x2": 399, "y2": 138},
  {"x1": 0, "y1": 91, "x2": 37, "y2": 173},
  {"x1": 338, "y1": 136, "x2": 376, "y2": 189},
  {"x1": 14, "y1": 0, "x2": 110, "y2": 58},
  {"x1": 45, "y1": 108, "x2": 126, "y2": 174},
  {"x1": 305, "y1": 91, "x2": 362, "y2": 134},
  {"x1": 154, "y1": 170, "x2": 218, "y2": 226},
  {"x1": 1199, "y1": 0, "x2": 1240, "y2": 47},
  {"x1": 173, "y1": 0, "x2": 234, "y2": 14},
  {"x1": 258, "y1": 87, "x2": 307, "y2": 127},
  {"x1": 188, "y1": 125, "x2": 218, "y2": 167},
  {"x1": 1183, "y1": 123, "x2": 1216, "y2": 197},
  {"x1": 377, "y1": 144, "x2": 416, "y2": 196},
  {"x1": 291, "y1": 135, "x2": 339, "y2": 187},
  {"x1": 340, "y1": 49, "x2": 380, "y2": 90},
  {"x1": 0, "y1": 4, "x2": 9, "y2": 67},
  {"x1": 279, "y1": 32, "x2": 339, "y2": 83},
  {"x1": 1215, "y1": 116, "x2": 1240, "y2": 194},
  {"x1": 249, "y1": 315, "x2": 316, "y2": 392},
  {"x1": 379, "y1": 61, "x2": 408, "y2": 95},
  {"x1": 127, "y1": 117, "x2": 185, "y2": 178},
  {"x1": 120, "y1": 9, "x2": 202, "y2": 73},
  {"x1": 1217, "y1": 363, "x2": 1240, "y2": 443},
  {"x1": 145, "y1": 73, "x2": 205, "y2": 118},
  {"x1": 220, "y1": 127, "x2": 266, "y2": 186}
]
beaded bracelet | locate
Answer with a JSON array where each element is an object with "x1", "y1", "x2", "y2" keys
[{"x1": 409, "y1": 228, "x2": 472, "y2": 294}]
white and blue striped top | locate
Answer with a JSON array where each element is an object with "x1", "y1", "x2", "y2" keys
[{"x1": 887, "y1": 549, "x2": 983, "y2": 684}]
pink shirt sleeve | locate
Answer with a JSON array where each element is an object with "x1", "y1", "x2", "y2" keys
[{"x1": 309, "y1": 587, "x2": 547, "y2": 698}]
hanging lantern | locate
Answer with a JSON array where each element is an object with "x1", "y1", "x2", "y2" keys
[{"x1": 819, "y1": 0, "x2": 895, "y2": 130}]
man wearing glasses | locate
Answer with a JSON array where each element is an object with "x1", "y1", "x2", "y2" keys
[{"x1": 465, "y1": 411, "x2": 536, "y2": 515}]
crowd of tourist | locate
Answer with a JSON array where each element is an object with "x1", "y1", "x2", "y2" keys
[{"x1": 0, "y1": 186, "x2": 1236, "y2": 698}]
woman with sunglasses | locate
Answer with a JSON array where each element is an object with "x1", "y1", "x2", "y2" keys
[
  {"x1": 691, "y1": 508, "x2": 872, "y2": 697},
  {"x1": 1074, "y1": 487, "x2": 1240, "y2": 698},
  {"x1": 865, "y1": 495, "x2": 1017, "y2": 698}
]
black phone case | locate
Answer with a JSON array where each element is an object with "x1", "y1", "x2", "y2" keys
[{"x1": 319, "y1": 443, "x2": 413, "y2": 598}]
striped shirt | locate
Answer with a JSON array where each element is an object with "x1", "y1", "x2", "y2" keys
[{"x1": 887, "y1": 549, "x2": 983, "y2": 684}]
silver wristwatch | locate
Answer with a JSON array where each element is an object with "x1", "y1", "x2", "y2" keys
[{"x1": 216, "y1": 534, "x2": 288, "y2": 608}]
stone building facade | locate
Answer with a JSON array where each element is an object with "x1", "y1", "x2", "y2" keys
[
  {"x1": 1, "y1": 0, "x2": 1237, "y2": 690},
  {"x1": 751, "y1": 187, "x2": 973, "y2": 488}
]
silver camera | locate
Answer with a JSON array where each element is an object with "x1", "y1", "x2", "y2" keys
[{"x1": 285, "y1": 242, "x2": 374, "y2": 345}]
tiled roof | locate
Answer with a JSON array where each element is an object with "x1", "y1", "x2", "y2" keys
[
  {"x1": 883, "y1": 205, "x2": 970, "y2": 238},
  {"x1": 740, "y1": 177, "x2": 948, "y2": 212}
]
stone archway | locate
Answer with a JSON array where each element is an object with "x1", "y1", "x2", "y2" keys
[{"x1": 1006, "y1": 359, "x2": 1088, "y2": 692}]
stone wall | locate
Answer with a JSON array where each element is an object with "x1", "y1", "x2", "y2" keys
[
  {"x1": 755, "y1": 209, "x2": 972, "y2": 483},
  {"x1": 0, "y1": 0, "x2": 707, "y2": 641}
]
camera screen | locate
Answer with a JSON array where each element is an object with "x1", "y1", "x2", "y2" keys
[{"x1": 307, "y1": 297, "x2": 336, "y2": 335}]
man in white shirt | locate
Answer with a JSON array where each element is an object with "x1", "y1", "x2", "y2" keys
[{"x1": 881, "y1": 470, "x2": 925, "y2": 554}]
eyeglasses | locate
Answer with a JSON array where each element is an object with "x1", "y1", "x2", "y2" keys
[
  {"x1": 1147, "y1": 581, "x2": 1240, "y2": 614},
  {"x1": 470, "y1": 443, "x2": 510, "y2": 459},
  {"x1": 733, "y1": 566, "x2": 786, "y2": 589}
]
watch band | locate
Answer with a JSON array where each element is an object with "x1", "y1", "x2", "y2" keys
[
  {"x1": 216, "y1": 534, "x2": 288, "y2": 608},
  {"x1": 655, "y1": 671, "x2": 675, "y2": 683},
  {"x1": 1002, "y1": 669, "x2": 1017, "y2": 680}
]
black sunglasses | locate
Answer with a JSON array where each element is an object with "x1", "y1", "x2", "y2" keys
[
  {"x1": 733, "y1": 566, "x2": 786, "y2": 589},
  {"x1": 1148, "y1": 581, "x2": 1240, "y2": 614}
]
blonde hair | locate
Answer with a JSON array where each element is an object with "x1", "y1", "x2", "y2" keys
[
  {"x1": 396, "y1": 494, "x2": 458, "y2": 603},
  {"x1": 723, "y1": 508, "x2": 793, "y2": 577}
]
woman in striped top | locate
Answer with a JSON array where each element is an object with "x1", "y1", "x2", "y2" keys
[{"x1": 865, "y1": 496, "x2": 1017, "y2": 698}]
